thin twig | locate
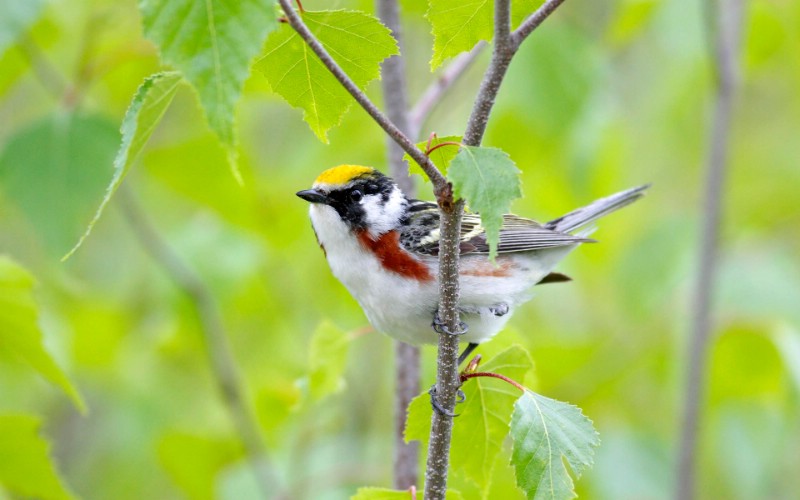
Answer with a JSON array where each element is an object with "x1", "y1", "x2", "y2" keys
[
  {"x1": 375, "y1": 0, "x2": 421, "y2": 489},
  {"x1": 676, "y1": 0, "x2": 744, "y2": 498},
  {"x1": 117, "y1": 187, "x2": 280, "y2": 499},
  {"x1": 511, "y1": 0, "x2": 568, "y2": 49},
  {"x1": 408, "y1": 42, "x2": 487, "y2": 140},
  {"x1": 277, "y1": 0, "x2": 447, "y2": 193},
  {"x1": 464, "y1": 0, "x2": 568, "y2": 146}
]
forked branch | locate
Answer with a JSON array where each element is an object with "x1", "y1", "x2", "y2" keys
[{"x1": 276, "y1": 0, "x2": 446, "y2": 193}]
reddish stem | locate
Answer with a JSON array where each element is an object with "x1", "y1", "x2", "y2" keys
[
  {"x1": 460, "y1": 371, "x2": 526, "y2": 392},
  {"x1": 294, "y1": 0, "x2": 305, "y2": 13},
  {"x1": 426, "y1": 141, "x2": 462, "y2": 156},
  {"x1": 425, "y1": 132, "x2": 436, "y2": 153}
]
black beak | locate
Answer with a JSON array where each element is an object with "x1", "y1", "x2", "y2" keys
[{"x1": 296, "y1": 189, "x2": 329, "y2": 204}]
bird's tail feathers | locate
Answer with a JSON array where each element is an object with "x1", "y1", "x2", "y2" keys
[{"x1": 545, "y1": 184, "x2": 650, "y2": 233}]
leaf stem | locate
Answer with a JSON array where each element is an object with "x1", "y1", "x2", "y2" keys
[
  {"x1": 460, "y1": 371, "x2": 526, "y2": 392},
  {"x1": 276, "y1": 0, "x2": 447, "y2": 194},
  {"x1": 426, "y1": 141, "x2": 462, "y2": 155}
]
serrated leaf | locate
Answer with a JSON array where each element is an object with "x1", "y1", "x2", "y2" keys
[
  {"x1": 64, "y1": 72, "x2": 182, "y2": 259},
  {"x1": 427, "y1": 0, "x2": 538, "y2": 69},
  {"x1": 157, "y1": 432, "x2": 243, "y2": 500},
  {"x1": 0, "y1": 113, "x2": 118, "y2": 255},
  {"x1": 0, "y1": 414, "x2": 74, "y2": 499},
  {"x1": 0, "y1": 0, "x2": 46, "y2": 58},
  {"x1": 428, "y1": 0, "x2": 492, "y2": 69},
  {"x1": 405, "y1": 345, "x2": 534, "y2": 489},
  {"x1": 448, "y1": 146, "x2": 522, "y2": 259},
  {"x1": 509, "y1": 391, "x2": 599, "y2": 500},
  {"x1": 0, "y1": 257, "x2": 85, "y2": 412},
  {"x1": 256, "y1": 10, "x2": 398, "y2": 142},
  {"x1": 139, "y1": 0, "x2": 277, "y2": 179},
  {"x1": 306, "y1": 321, "x2": 350, "y2": 401},
  {"x1": 351, "y1": 486, "x2": 464, "y2": 500},
  {"x1": 403, "y1": 135, "x2": 462, "y2": 182}
]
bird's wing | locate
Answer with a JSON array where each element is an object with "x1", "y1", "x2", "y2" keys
[{"x1": 399, "y1": 200, "x2": 591, "y2": 256}]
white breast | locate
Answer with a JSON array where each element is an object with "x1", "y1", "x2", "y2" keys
[{"x1": 309, "y1": 204, "x2": 580, "y2": 345}]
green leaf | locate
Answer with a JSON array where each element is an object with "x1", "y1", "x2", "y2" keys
[
  {"x1": 427, "y1": 0, "x2": 538, "y2": 69},
  {"x1": 351, "y1": 487, "x2": 411, "y2": 500},
  {"x1": 403, "y1": 135, "x2": 462, "y2": 182},
  {"x1": 351, "y1": 486, "x2": 464, "y2": 499},
  {"x1": 256, "y1": 10, "x2": 399, "y2": 142},
  {"x1": 0, "y1": 414, "x2": 74, "y2": 500},
  {"x1": 0, "y1": 258, "x2": 85, "y2": 412},
  {"x1": 448, "y1": 146, "x2": 522, "y2": 259},
  {"x1": 0, "y1": 113, "x2": 118, "y2": 255},
  {"x1": 405, "y1": 345, "x2": 533, "y2": 489},
  {"x1": 139, "y1": 0, "x2": 277, "y2": 180},
  {"x1": 64, "y1": 72, "x2": 182, "y2": 260},
  {"x1": 0, "y1": 0, "x2": 46, "y2": 58},
  {"x1": 509, "y1": 390, "x2": 599, "y2": 500},
  {"x1": 427, "y1": 0, "x2": 491, "y2": 69},
  {"x1": 158, "y1": 432, "x2": 243, "y2": 500},
  {"x1": 305, "y1": 321, "x2": 350, "y2": 401}
]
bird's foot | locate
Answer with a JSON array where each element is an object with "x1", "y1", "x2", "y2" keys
[
  {"x1": 488, "y1": 302, "x2": 509, "y2": 317},
  {"x1": 429, "y1": 384, "x2": 466, "y2": 417},
  {"x1": 431, "y1": 312, "x2": 469, "y2": 336}
]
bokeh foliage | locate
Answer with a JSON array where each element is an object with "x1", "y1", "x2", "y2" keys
[{"x1": 1, "y1": 0, "x2": 799, "y2": 498}]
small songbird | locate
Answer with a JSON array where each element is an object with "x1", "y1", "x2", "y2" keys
[{"x1": 297, "y1": 165, "x2": 647, "y2": 361}]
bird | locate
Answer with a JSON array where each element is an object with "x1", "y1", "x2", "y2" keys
[{"x1": 297, "y1": 164, "x2": 647, "y2": 364}]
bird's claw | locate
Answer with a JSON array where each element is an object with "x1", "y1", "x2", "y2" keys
[
  {"x1": 489, "y1": 302, "x2": 509, "y2": 317},
  {"x1": 432, "y1": 312, "x2": 469, "y2": 336},
  {"x1": 428, "y1": 385, "x2": 466, "y2": 417}
]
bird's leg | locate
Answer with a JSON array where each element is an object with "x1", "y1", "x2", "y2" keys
[
  {"x1": 458, "y1": 343, "x2": 479, "y2": 365},
  {"x1": 488, "y1": 302, "x2": 509, "y2": 317},
  {"x1": 428, "y1": 385, "x2": 466, "y2": 417},
  {"x1": 429, "y1": 302, "x2": 509, "y2": 415}
]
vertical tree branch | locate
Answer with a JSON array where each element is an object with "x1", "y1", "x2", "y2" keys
[
  {"x1": 117, "y1": 187, "x2": 280, "y2": 499},
  {"x1": 424, "y1": 1, "x2": 570, "y2": 496},
  {"x1": 422, "y1": 193, "x2": 464, "y2": 500},
  {"x1": 375, "y1": 0, "x2": 420, "y2": 489},
  {"x1": 676, "y1": 1, "x2": 744, "y2": 499}
]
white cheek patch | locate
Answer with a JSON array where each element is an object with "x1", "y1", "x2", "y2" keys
[{"x1": 362, "y1": 188, "x2": 406, "y2": 236}]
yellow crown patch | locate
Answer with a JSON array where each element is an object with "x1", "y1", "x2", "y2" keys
[{"x1": 314, "y1": 165, "x2": 375, "y2": 186}]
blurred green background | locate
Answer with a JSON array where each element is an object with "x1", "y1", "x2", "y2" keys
[{"x1": 1, "y1": 0, "x2": 799, "y2": 498}]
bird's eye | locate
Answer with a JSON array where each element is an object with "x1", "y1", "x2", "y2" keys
[
  {"x1": 365, "y1": 183, "x2": 379, "y2": 195},
  {"x1": 350, "y1": 189, "x2": 363, "y2": 201}
]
